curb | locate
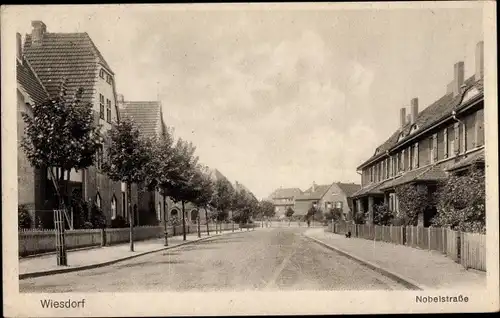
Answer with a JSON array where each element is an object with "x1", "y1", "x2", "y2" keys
[
  {"x1": 303, "y1": 234, "x2": 426, "y2": 291},
  {"x1": 19, "y1": 230, "x2": 245, "y2": 280}
]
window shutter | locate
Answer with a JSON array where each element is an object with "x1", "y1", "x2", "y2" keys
[
  {"x1": 433, "y1": 134, "x2": 438, "y2": 161},
  {"x1": 401, "y1": 149, "x2": 405, "y2": 171},
  {"x1": 462, "y1": 122, "x2": 467, "y2": 153},
  {"x1": 414, "y1": 143, "x2": 419, "y2": 168},
  {"x1": 454, "y1": 122, "x2": 460, "y2": 155},
  {"x1": 444, "y1": 128, "x2": 448, "y2": 158}
]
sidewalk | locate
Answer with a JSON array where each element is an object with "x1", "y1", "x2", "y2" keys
[
  {"x1": 304, "y1": 228, "x2": 486, "y2": 290},
  {"x1": 19, "y1": 229, "x2": 237, "y2": 279}
]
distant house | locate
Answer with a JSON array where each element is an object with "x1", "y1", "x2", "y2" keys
[
  {"x1": 267, "y1": 187, "x2": 303, "y2": 218},
  {"x1": 351, "y1": 41, "x2": 484, "y2": 226},
  {"x1": 21, "y1": 20, "x2": 138, "y2": 226},
  {"x1": 294, "y1": 182, "x2": 361, "y2": 219}
]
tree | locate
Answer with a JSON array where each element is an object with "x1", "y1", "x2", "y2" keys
[
  {"x1": 325, "y1": 207, "x2": 343, "y2": 222},
  {"x1": 161, "y1": 138, "x2": 199, "y2": 241},
  {"x1": 373, "y1": 202, "x2": 394, "y2": 226},
  {"x1": 212, "y1": 178, "x2": 235, "y2": 226},
  {"x1": 102, "y1": 119, "x2": 153, "y2": 251},
  {"x1": 190, "y1": 165, "x2": 214, "y2": 237},
  {"x1": 394, "y1": 183, "x2": 432, "y2": 226},
  {"x1": 18, "y1": 205, "x2": 32, "y2": 229},
  {"x1": 259, "y1": 200, "x2": 275, "y2": 219},
  {"x1": 285, "y1": 207, "x2": 294, "y2": 225},
  {"x1": 432, "y1": 167, "x2": 485, "y2": 233},
  {"x1": 21, "y1": 87, "x2": 102, "y2": 223}
]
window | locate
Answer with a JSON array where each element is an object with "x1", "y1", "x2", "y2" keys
[
  {"x1": 335, "y1": 201, "x2": 343, "y2": 209},
  {"x1": 106, "y1": 99, "x2": 112, "y2": 123},
  {"x1": 96, "y1": 192, "x2": 101, "y2": 209},
  {"x1": 157, "y1": 202, "x2": 161, "y2": 221},
  {"x1": 99, "y1": 69, "x2": 105, "y2": 79},
  {"x1": 394, "y1": 195, "x2": 400, "y2": 216},
  {"x1": 122, "y1": 192, "x2": 126, "y2": 218},
  {"x1": 99, "y1": 94, "x2": 105, "y2": 119},
  {"x1": 96, "y1": 144, "x2": 104, "y2": 170},
  {"x1": 444, "y1": 128, "x2": 449, "y2": 158},
  {"x1": 111, "y1": 195, "x2": 117, "y2": 220},
  {"x1": 106, "y1": 74, "x2": 112, "y2": 84},
  {"x1": 413, "y1": 143, "x2": 419, "y2": 168},
  {"x1": 389, "y1": 193, "x2": 396, "y2": 211}
]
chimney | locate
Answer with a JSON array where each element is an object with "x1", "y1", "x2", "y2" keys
[
  {"x1": 31, "y1": 20, "x2": 47, "y2": 46},
  {"x1": 475, "y1": 41, "x2": 484, "y2": 81},
  {"x1": 453, "y1": 61, "x2": 465, "y2": 97},
  {"x1": 16, "y1": 33, "x2": 22, "y2": 60},
  {"x1": 410, "y1": 98, "x2": 418, "y2": 124},
  {"x1": 400, "y1": 107, "x2": 406, "y2": 129}
]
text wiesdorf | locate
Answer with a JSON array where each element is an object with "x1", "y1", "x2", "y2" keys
[
  {"x1": 40, "y1": 299, "x2": 85, "y2": 309},
  {"x1": 416, "y1": 295, "x2": 469, "y2": 303}
]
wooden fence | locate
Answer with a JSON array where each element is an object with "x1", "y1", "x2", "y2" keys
[
  {"x1": 327, "y1": 221, "x2": 486, "y2": 272},
  {"x1": 19, "y1": 222, "x2": 244, "y2": 257}
]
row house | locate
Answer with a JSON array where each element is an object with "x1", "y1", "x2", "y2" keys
[
  {"x1": 351, "y1": 41, "x2": 485, "y2": 226},
  {"x1": 19, "y1": 20, "x2": 139, "y2": 227},
  {"x1": 117, "y1": 95, "x2": 203, "y2": 226}
]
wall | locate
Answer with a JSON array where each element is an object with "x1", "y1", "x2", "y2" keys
[
  {"x1": 17, "y1": 89, "x2": 36, "y2": 210},
  {"x1": 294, "y1": 199, "x2": 314, "y2": 216},
  {"x1": 318, "y1": 183, "x2": 351, "y2": 218}
]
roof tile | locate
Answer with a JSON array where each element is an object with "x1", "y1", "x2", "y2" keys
[{"x1": 119, "y1": 101, "x2": 162, "y2": 139}]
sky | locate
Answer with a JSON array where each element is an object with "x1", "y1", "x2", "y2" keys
[{"x1": 10, "y1": 4, "x2": 484, "y2": 199}]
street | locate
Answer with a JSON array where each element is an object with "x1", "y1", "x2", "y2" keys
[{"x1": 20, "y1": 228, "x2": 406, "y2": 292}]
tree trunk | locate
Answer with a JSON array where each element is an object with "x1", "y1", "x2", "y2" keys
[
  {"x1": 197, "y1": 210, "x2": 201, "y2": 238},
  {"x1": 205, "y1": 208, "x2": 210, "y2": 235},
  {"x1": 182, "y1": 201, "x2": 187, "y2": 241},
  {"x1": 128, "y1": 182, "x2": 134, "y2": 252}
]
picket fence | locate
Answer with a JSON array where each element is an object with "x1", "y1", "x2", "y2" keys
[
  {"x1": 329, "y1": 221, "x2": 486, "y2": 272},
  {"x1": 19, "y1": 222, "x2": 254, "y2": 257}
]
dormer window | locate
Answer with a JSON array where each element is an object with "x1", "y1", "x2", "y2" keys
[
  {"x1": 410, "y1": 124, "x2": 419, "y2": 135},
  {"x1": 398, "y1": 132, "x2": 405, "y2": 142},
  {"x1": 374, "y1": 148, "x2": 380, "y2": 156},
  {"x1": 461, "y1": 87, "x2": 480, "y2": 105},
  {"x1": 106, "y1": 74, "x2": 113, "y2": 85},
  {"x1": 99, "y1": 69, "x2": 105, "y2": 79}
]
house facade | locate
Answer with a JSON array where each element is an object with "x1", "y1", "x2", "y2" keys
[
  {"x1": 21, "y1": 20, "x2": 138, "y2": 226},
  {"x1": 16, "y1": 32, "x2": 50, "y2": 224},
  {"x1": 318, "y1": 183, "x2": 361, "y2": 220},
  {"x1": 294, "y1": 182, "x2": 331, "y2": 217},
  {"x1": 267, "y1": 187, "x2": 303, "y2": 218},
  {"x1": 351, "y1": 41, "x2": 485, "y2": 226}
]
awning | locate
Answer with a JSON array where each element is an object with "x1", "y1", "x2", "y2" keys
[
  {"x1": 379, "y1": 163, "x2": 448, "y2": 191},
  {"x1": 446, "y1": 148, "x2": 485, "y2": 172},
  {"x1": 351, "y1": 179, "x2": 391, "y2": 198}
]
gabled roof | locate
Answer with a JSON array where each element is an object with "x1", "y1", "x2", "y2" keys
[
  {"x1": 16, "y1": 56, "x2": 49, "y2": 106},
  {"x1": 336, "y1": 183, "x2": 362, "y2": 197},
  {"x1": 357, "y1": 76, "x2": 483, "y2": 170},
  {"x1": 295, "y1": 184, "x2": 331, "y2": 201},
  {"x1": 119, "y1": 101, "x2": 162, "y2": 139},
  {"x1": 268, "y1": 187, "x2": 303, "y2": 200},
  {"x1": 23, "y1": 32, "x2": 113, "y2": 103}
]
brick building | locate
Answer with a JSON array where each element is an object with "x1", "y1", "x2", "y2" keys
[
  {"x1": 351, "y1": 41, "x2": 485, "y2": 226},
  {"x1": 20, "y1": 20, "x2": 138, "y2": 226}
]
